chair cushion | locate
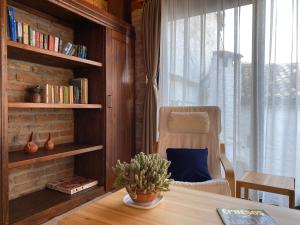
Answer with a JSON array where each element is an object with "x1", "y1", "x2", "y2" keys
[
  {"x1": 168, "y1": 112, "x2": 210, "y2": 134},
  {"x1": 171, "y1": 179, "x2": 231, "y2": 196},
  {"x1": 166, "y1": 148, "x2": 212, "y2": 182}
]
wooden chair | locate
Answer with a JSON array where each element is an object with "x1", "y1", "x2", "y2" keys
[{"x1": 157, "y1": 106, "x2": 235, "y2": 196}]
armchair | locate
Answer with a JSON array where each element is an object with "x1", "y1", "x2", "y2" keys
[{"x1": 157, "y1": 106, "x2": 235, "y2": 196}]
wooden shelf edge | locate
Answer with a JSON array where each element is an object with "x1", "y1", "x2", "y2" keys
[
  {"x1": 8, "y1": 102, "x2": 103, "y2": 109},
  {"x1": 7, "y1": 40, "x2": 103, "y2": 68},
  {"x1": 9, "y1": 186, "x2": 105, "y2": 225},
  {"x1": 9, "y1": 144, "x2": 103, "y2": 169}
]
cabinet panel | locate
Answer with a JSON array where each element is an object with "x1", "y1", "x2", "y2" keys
[{"x1": 106, "y1": 29, "x2": 134, "y2": 190}]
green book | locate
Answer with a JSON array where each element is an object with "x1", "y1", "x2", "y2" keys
[{"x1": 63, "y1": 86, "x2": 69, "y2": 104}]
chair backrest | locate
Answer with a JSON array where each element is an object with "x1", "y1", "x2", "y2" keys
[{"x1": 158, "y1": 106, "x2": 222, "y2": 179}]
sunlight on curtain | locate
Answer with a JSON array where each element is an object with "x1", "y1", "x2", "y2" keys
[{"x1": 160, "y1": 0, "x2": 300, "y2": 207}]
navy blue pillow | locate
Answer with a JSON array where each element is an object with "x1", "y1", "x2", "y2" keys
[{"x1": 166, "y1": 148, "x2": 211, "y2": 182}]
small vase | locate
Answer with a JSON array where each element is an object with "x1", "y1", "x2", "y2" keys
[
  {"x1": 29, "y1": 85, "x2": 42, "y2": 103},
  {"x1": 44, "y1": 133, "x2": 54, "y2": 150},
  {"x1": 24, "y1": 132, "x2": 38, "y2": 154},
  {"x1": 133, "y1": 192, "x2": 160, "y2": 204}
]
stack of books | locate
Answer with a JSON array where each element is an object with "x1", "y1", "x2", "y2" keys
[
  {"x1": 47, "y1": 176, "x2": 98, "y2": 195},
  {"x1": 44, "y1": 78, "x2": 88, "y2": 104},
  {"x1": 7, "y1": 6, "x2": 87, "y2": 59}
]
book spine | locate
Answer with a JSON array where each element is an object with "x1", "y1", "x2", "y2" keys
[
  {"x1": 40, "y1": 33, "x2": 44, "y2": 49},
  {"x1": 17, "y1": 21, "x2": 22, "y2": 42},
  {"x1": 51, "y1": 85, "x2": 55, "y2": 104},
  {"x1": 70, "y1": 181, "x2": 98, "y2": 195},
  {"x1": 35, "y1": 31, "x2": 40, "y2": 48},
  {"x1": 54, "y1": 37, "x2": 59, "y2": 52},
  {"x1": 62, "y1": 42, "x2": 72, "y2": 54},
  {"x1": 49, "y1": 35, "x2": 54, "y2": 51},
  {"x1": 44, "y1": 34, "x2": 48, "y2": 50},
  {"x1": 59, "y1": 86, "x2": 63, "y2": 104},
  {"x1": 58, "y1": 39, "x2": 63, "y2": 53},
  {"x1": 32, "y1": 30, "x2": 36, "y2": 47},
  {"x1": 85, "y1": 78, "x2": 88, "y2": 104},
  {"x1": 44, "y1": 84, "x2": 49, "y2": 103},
  {"x1": 22, "y1": 23, "x2": 29, "y2": 45},
  {"x1": 69, "y1": 86, "x2": 73, "y2": 104},
  {"x1": 28, "y1": 26, "x2": 33, "y2": 45},
  {"x1": 9, "y1": 7, "x2": 17, "y2": 41}
]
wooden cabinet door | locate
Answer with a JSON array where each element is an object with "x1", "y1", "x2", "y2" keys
[{"x1": 106, "y1": 29, "x2": 134, "y2": 190}]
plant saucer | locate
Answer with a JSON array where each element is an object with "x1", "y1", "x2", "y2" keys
[{"x1": 122, "y1": 194, "x2": 163, "y2": 209}]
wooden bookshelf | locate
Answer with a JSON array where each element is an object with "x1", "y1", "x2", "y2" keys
[
  {"x1": 9, "y1": 144, "x2": 103, "y2": 169},
  {"x1": 8, "y1": 102, "x2": 103, "y2": 109},
  {"x1": 0, "y1": 0, "x2": 134, "y2": 224},
  {"x1": 7, "y1": 41, "x2": 103, "y2": 69},
  {"x1": 9, "y1": 186, "x2": 105, "y2": 225}
]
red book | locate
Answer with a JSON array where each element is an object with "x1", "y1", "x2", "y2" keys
[
  {"x1": 35, "y1": 31, "x2": 40, "y2": 48},
  {"x1": 48, "y1": 35, "x2": 55, "y2": 51}
]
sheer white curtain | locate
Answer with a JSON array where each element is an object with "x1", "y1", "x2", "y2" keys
[{"x1": 160, "y1": 0, "x2": 300, "y2": 206}]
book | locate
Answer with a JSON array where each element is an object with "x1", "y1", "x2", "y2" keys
[
  {"x1": 8, "y1": 7, "x2": 17, "y2": 41},
  {"x1": 35, "y1": 31, "x2": 40, "y2": 48},
  {"x1": 22, "y1": 23, "x2": 29, "y2": 45},
  {"x1": 63, "y1": 86, "x2": 69, "y2": 104},
  {"x1": 59, "y1": 86, "x2": 63, "y2": 104},
  {"x1": 69, "y1": 85, "x2": 74, "y2": 104},
  {"x1": 47, "y1": 176, "x2": 98, "y2": 195},
  {"x1": 40, "y1": 33, "x2": 44, "y2": 49},
  {"x1": 58, "y1": 39, "x2": 63, "y2": 52},
  {"x1": 82, "y1": 78, "x2": 88, "y2": 104},
  {"x1": 17, "y1": 21, "x2": 22, "y2": 42},
  {"x1": 217, "y1": 208, "x2": 278, "y2": 225},
  {"x1": 30, "y1": 29, "x2": 35, "y2": 46},
  {"x1": 62, "y1": 42, "x2": 73, "y2": 55},
  {"x1": 49, "y1": 35, "x2": 55, "y2": 51},
  {"x1": 43, "y1": 34, "x2": 49, "y2": 50},
  {"x1": 28, "y1": 26, "x2": 34, "y2": 46},
  {"x1": 54, "y1": 37, "x2": 59, "y2": 52},
  {"x1": 44, "y1": 84, "x2": 49, "y2": 103}
]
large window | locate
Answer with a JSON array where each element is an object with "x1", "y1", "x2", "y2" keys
[{"x1": 160, "y1": 0, "x2": 300, "y2": 206}]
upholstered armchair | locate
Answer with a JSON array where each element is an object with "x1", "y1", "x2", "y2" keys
[{"x1": 157, "y1": 106, "x2": 235, "y2": 197}]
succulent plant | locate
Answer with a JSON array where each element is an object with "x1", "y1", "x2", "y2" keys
[{"x1": 113, "y1": 152, "x2": 172, "y2": 199}]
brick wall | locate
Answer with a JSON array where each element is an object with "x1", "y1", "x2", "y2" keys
[
  {"x1": 132, "y1": 0, "x2": 146, "y2": 153},
  {"x1": 8, "y1": 8, "x2": 76, "y2": 200}
]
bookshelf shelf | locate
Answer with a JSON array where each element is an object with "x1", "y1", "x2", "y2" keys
[
  {"x1": 9, "y1": 143, "x2": 104, "y2": 169},
  {"x1": 8, "y1": 102, "x2": 103, "y2": 109},
  {"x1": 9, "y1": 186, "x2": 105, "y2": 225},
  {"x1": 7, "y1": 41, "x2": 103, "y2": 69}
]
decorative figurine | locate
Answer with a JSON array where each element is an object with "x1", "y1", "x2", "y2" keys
[
  {"x1": 44, "y1": 133, "x2": 54, "y2": 150},
  {"x1": 24, "y1": 132, "x2": 38, "y2": 154}
]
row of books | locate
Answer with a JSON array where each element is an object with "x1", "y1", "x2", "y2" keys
[
  {"x1": 44, "y1": 78, "x2": 88, "y2": 104},
  {"x1": 62, "y1": 42, "x2": 87, "y2": 59},
  {"x1": 7, "y1": 7, "x2": 88, "y2": 59}
]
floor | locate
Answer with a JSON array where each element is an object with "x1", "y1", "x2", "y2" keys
[{"x1": 42, "y1": 192, "x2": 111, "y2": 225}]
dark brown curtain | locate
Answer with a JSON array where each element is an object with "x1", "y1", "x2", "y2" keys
[{"x1": 141, "y1": 0, "x2": 161, "y2": 154}]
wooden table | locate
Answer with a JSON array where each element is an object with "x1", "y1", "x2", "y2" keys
[
  {"x1": 59, "y1": 185, "x2": 300, "y2": 225},
  {"x1": 236, "y1": 171, "x2": 295, "y2": 208}
]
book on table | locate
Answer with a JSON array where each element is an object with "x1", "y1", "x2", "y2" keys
[
  {"x1": 47, "y1": 176, "x2": 98, "y2": 195},
  {"x1": 217, "y1": 208, "x2": 278, "y2": 225}
]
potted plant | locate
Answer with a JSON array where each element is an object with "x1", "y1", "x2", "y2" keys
[{"x1": 113, "y1": 152, "x2": 172, "y2": 203}]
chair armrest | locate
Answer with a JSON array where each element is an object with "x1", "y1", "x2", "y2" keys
[{"x1": 219, "y1": 144, "x2": 235, "y2": 197}]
